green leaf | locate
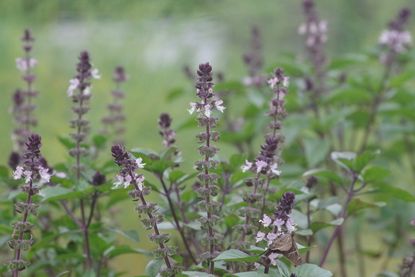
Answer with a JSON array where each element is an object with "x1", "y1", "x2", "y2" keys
[
  {"x1": 347, "y1": 198, "x2": 382, "y2": 215},
  {"x1": 303, "y1": 169, "x2": 343, "y2": 184},
  {"x1": 362, "y1": 166, "x2": 389, "y2": 183},
  {"x1": 304, "y1": 138, "x2": 330, "y2": 167},
  {"x1": 108, "y1": 228, "x2": 139, "y2": 242},
  {"x1": 389, "y1": 70, "x2": 415, "y2": 88},
  {"x1": 215, "y1": 80, "x2": 245, "y2": 92},
  {"x1": 166, "y1": 87, "x2": 186, "y2": 101},
  {"x1": 58, "y1": 136, "x2": 75, "y2": 150},
  {"x1": 0, "y1": 166, "x2": 9, "y2": 179},
  {"x1": 311, "y1": 218, "x2": 344, "y2": 233},
  {"x1": 213, "y1": 249, "x2": 259, "y2": 262},
  {"x1": 103, "y1": 245, "x2": 150, "y2": 258},
  {"x1": 39, "y1": 186, "x2": 93, "y2": 202},
  {"x1": 92, "y1": 134, "x2": 107, "y2": 149},
  {"x1": 375, "y1": 184, "x2": 415, "y2": 202},
  {"x1": 182, "y1": 272, "x2": 215, "y2": 277},
  {"x1": 145, "y1": 259, "x2": 163, "y2": 277},
  {"x1": 292, "y1": 263, "x2": 333, "y2": 277}
]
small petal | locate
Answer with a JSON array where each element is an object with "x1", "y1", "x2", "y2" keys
[
  {"x1": 39, "y1": 167, "x2": 51, "y2": 183},
  {"x1": 135, "y1": 158, "x2": 145, "y2": 168},
  {"x1": 268, "y1": 252, "x2": 280, "y2": 266},
  {"x1": 255, "y1": 160, "x2": 268, "y2": 174},
  {"x1": 259, "y1": 214, "x2": 272, "y2": 227},
  {"x1": 256, "y1": 231, "x2": 266, "y2": 243},
  {"x1": 91, "y1": 68, "x2": 101, "y2": 79},
  {"x1": 188, "y1": 102, "x2": 197, "y2": 114},
  {"x1": 241, "y1": 160, "x2": 252, "y2": 172},
  {"x1": 13, "y1": 166, "x2": 24, "y2": 180}
]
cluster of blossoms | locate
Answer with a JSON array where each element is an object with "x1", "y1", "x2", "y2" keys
[
  {"x1": 378, "y1": 8, "x2": 412, "y2": 65},
  {"x1": 299, "y1": 0, "x2": 327, "y2": 96},
  {"x1": 9, "y1": 30, "x2": 39, "y2": 169},
  {"x1": 298, "y1": 0, "x2": 327, "y2": 48},
  {"x1": 158, "y1": 113, "x2": 176, "y2": 148},
  {"x1": 241, "y1": 68, "x2": 288, "y2": 177},
  {"x1": 239, "y1": 68, "x2": 289, "y2": 245},
  {"x1": 67, "y1": 51, "x2": 100, "y2": 177},
  {"x1": 101, "y1": 66, "x2": 127, "y2": 144},
  {"x1": 256, "y1": 192, "x2": 296, "y2": 266},
  {"x1": 243, "y1": 26, "x2": 266, "y2": 87},
  {"x1": 111, "y1": 145, "x2": 178, "y2": 276},
  {"x1": 190, "y1": 63, "x2": 225, "y2": 273},
  {"x1": 9, "y1": 134, "x2": 49, "y2": 274}
]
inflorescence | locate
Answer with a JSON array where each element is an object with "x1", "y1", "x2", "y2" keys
[
  {"x1": 9, "y1": 29, "x2": 39, "y2": 170},
  {"x1": 378, "y1": 8, "x2": 412, "y2": 65},
  {"x1": 101, "y1": 66, "x2": 127, "y2": 145},
  {"x1": 240, "y1": 68, "x2": 289, "y2": 244},
  {"x1": 189, "y1": 63, "x2": 225, "y2": 273},
  {"x1": 111, "y1": 145, "x2": 178, "y2": 276},
  {"x1": 9, "y1": 134, "x2": 50, "y2": 276}
]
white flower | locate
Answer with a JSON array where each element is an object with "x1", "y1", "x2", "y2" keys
[
  {"x1": 83, "y1": 87, "x2": 91, "y2": 96},
  {"x1": 135, "y1": 175, "x2": 145, "y2": 191},
  {"x1": 67, "y1": 78, "x2": 79, "y2": 97},
  {"x1": 241, "y1": 160, "x2": 252, "y2": 172},
  {"x1": 214, "y1": 99, "x2": 225, "y2": 113},
  {"x1": 188, "y1": 102, "x2": 197, "y2": 114},
  {"x1": 270, "y1": 163, "x2": 281, "y2": 176},
  {"x1": 319, "y1": 20, "x2": 328, "y2": 33},
  {"x1": 298, "y1": 23, "x2": 307, "y2": 35},
  {"x1": 256, "y1": 231, "x2": 266, "y2": 243},
  {"x1": 268, "y1": 252, "x2": 281, "y2": 266},
  {"x1": 274, "y1": 218, "x2": 284, "y2": 229},
  {"x1": 16, "y1": 58, "x2": 37, "y2": 72},
  {"x1": 38, "y1": 167, "x2": 51, "y2": 183},
  {"x1": 254, "y1": 262, "x2": 261, "y2": 269},
  {"x1": 259, "y1": 214, "x2": 272, "y2": 227},
  {"x1": 91, "y1": 68, "x2": 101, "y2": 79},
  {"x1": 23, "y1": 170, "x2": 32, "y2": 183},
  {"x1": 267, "y1": 77, "x2": 278, "y2": 89},
  {"x1": 285, "y1": 217, "x2": 296, "y2": 233},
  {"x1": 282, "y1": 76, "x2": 289, "y2": 87},
  {"x1": 13, "y1": 166, "x2": 24, "y2": 180},
  {"x1": 204, "y1": 105, "x2": 211, "y2": 118},
  {"x1": 113, "y1": 174, "x2": 131, "y2": 189},
  {"x1": 255, "y1": 160, "x2": 268, "y2": 174},
  {"x1": 266, "y1": 232, "x2": 278, "y2": 246},
  {"x1": 55, "y1": 171, "x2": 67, "y2": 178},
  {"x1": 135, "y1": 158, "x2": 145, "y2": 168}
]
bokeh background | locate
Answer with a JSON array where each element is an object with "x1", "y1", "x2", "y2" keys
[{"x1": 1, "y1": 0, "x2": 415, "y2": 275}]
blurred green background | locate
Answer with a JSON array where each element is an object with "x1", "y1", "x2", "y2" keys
[{"x1": 1, "y1": 0, "x2": 415, "y2": 275}]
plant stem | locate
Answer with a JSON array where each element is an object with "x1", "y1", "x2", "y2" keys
[
  {"x1": 12, "y1": 180, "x2": 33, "y2": 277},
  {"x1": 306, "y1": 199, "x2": 312, "y2": 263},
  {"x1": 158, "y1": 175, "x2": 197, "y2": 264},
  {"x1": 359, "y1": 65, "x2": 392, "y2": 152},
  {"x1": 319, "y1": 174, "x2": 357, "y2": 266},
  {"x1": 128, "y1": 172, "x2": 173, "y2": 271},
  {"x1": 204, "y1": 114, "x2": 215, "y2": 274}
]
